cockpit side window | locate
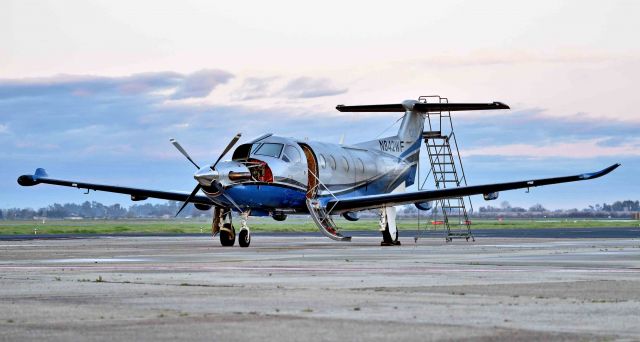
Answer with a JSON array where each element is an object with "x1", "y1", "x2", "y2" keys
[
  {"x1": 253, "y1": 143, "x2": 283, "y2": 158},
  {"x1": 282, "y1": 145, "x2": 302, "y2": 163}
]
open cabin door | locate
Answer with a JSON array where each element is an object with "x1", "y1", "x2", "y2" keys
[{"x1": 298, "y1": 143, "x2": 318, "y2": 199}]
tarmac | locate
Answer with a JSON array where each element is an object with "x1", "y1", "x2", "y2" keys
[{"x1": 1, "y1": 229, "x2": 639, "y2": 341}]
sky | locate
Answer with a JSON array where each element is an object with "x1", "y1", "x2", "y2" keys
[{"x1": 1, "y1": 0, "x2": 639, "y2": 209}]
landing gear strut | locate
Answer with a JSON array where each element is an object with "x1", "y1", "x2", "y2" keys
[{"x1": 238, "y1": 211, "x2": 251, "y2": 248}]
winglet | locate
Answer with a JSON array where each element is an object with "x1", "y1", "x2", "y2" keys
[
  {"x1": 34, "y1": 168, "x2": 48, "y2": 179},
  {"x1": 578, "y1": 163, "x2": 620, "y2": 180}
]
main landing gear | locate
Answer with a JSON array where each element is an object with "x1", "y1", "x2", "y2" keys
[{"x1": 212, "y1": 207, "x2": 251, "y2": 248}]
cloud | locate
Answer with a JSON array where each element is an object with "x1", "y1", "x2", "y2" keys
[
  {"x1": 231, "y1": 77, "x2": 277, "y2": 101},
  {"x1": 0, "y1": 72, "x2": 181, "y2": 99},
  {"x1": 0, "y1": 124, "x2": 8, "y2": 134},
  {"x1": 0, "y1": 69, "x2": 234, "y2": 101},
  {"x1": 453, "y1": 108, "x2": 640, "y2": 152},
  {"x1": 416, "y1": 50, "x2": 623, "y2": 68},
  {"x1": 170, "y1": 69, "x2": 234, "y2": 99},
  {"x1": 461, "y1": 138, "x2": 640, "y2": 158},
  {"x1": 277, "y1": 77, "x2": 347, "y2": 98}
]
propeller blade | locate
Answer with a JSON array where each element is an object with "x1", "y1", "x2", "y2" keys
[
  {"x1": 211, "y1": 133, "x2": 242, "y2": 170},
  {"x1": 175, "y1": 184, "x2": 202, "y2": 217},
  {"x1": 170, "y1": 138, "x2": 200, "y2": 169}
]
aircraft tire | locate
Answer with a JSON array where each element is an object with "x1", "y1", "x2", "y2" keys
[
  {"x1": 380, "y1": 223, "x2": 400, "y2": 246},
  {"x1": 238, "y1": 229, "x2": 250, "y2": 248},
  {"x1": 220, "y1": 223, "x2": 236, "y2": 247}
]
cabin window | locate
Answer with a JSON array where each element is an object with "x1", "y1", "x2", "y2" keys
[
  {"x1": 341, "y1": 156, "x2": 349, "y2": 172},
  {"x1": 328, "y1": 155, "x2": 337, "y2": 170},
  {"x1": 356, "y1": 158, "x2": 364, "y2": 173},
  {"x1": 254, "y1": 143, "x2": 283, "y2": 158},
  {"x1": 319, "y1": 154, "x2": 326, "y2": 168},
  {"x1": 282, "y1": 145, "x2": 302, "y2": 163}
]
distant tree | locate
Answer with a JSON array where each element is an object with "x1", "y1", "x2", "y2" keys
[
  {"x1": 0, "y1": 209, "x2": 3, "y2": 220},
  {"x1": 500, "y1": 201, "x2": 511, "y2": 211},
  {"x1": 529, "y1": 204, "x2": 546, "y2": 212}
]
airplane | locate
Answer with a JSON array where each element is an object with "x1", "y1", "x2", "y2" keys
[{"x1": 17, "y1": 98, "x2": 620, "y2": 247}]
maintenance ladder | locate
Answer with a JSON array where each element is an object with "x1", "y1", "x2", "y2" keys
[{"x1": 418, "y1": 95, "x2": 474, "y2": 242}]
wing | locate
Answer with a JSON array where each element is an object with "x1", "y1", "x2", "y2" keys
[
  {"x1": 17, "y1": 168, "x2": 215, "y2": 206},
  {"x1": 326, "y1": 164, "x2": 620, "y2": 212}
]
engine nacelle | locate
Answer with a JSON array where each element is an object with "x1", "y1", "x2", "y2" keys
[
  {"x1": 131, "y1": 195, "x2": 148, "y2": 201},
  {"x1": 341, "y1": 211, "x2": 360, "y2": 221},
  {"x1": 483, "y1": 192, "x2": 499, "y2": 200},
  {"x1": 272, "y1": 212, "x2": 287, "y2": 221},
  {"x1": 194, "y1": 203, "x2": 212, "y2": 211},
  {"x1": 414, "y1": 201, "x2": 433, "y2": 211}
]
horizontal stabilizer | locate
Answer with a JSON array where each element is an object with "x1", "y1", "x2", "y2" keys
[{"x1": 336, "y1": 102, "x2": 509, "y2": 113}]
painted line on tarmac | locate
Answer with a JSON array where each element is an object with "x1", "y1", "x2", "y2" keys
[{"x1": 0, "y1": 264, "x2": 637, "y2": 274}]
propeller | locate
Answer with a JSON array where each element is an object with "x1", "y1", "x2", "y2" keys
[
  {"x1": 171, "y1": 133, "x2": 242, "y2": 217},
  {"x1": 211, "y1": 133, "x2": 242, "y2": 170},
  {"x1": 169, "y1": 138, "x2": 200, "y2": 169}
]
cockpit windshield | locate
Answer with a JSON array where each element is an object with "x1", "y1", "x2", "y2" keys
[{"x1": 253, "y1": 143, "x2": 283, "y2": 158}]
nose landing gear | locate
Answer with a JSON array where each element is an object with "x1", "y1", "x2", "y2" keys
[
  {"x1": 212, "y1": 207, "x2": 251, "y2": 247},
  {"x1": 238, "y1": 211, "x2": 251, "y2": 248}
]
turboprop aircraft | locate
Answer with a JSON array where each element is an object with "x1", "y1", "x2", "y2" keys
[{"x1": 18, "y1": 99, "x2": 620, "y2": 247}]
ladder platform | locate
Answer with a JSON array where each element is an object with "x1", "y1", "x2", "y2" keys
[{"x1": 422, "y1": 131, "x2": 443, "y2": 138}]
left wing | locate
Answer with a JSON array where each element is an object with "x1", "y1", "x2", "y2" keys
[
  {"x1": 326, "y1": 164, "x2": 620, "y2": 212},
  {"x1": 17, "y1": 168, "x2": 215, "y2": 206}
]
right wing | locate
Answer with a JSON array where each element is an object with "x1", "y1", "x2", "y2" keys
[
  {"x1": 326, "y1": 164, "x2": 620, "y2": 212},
  {"x1": 17, "y1": 168, "x2": 215, "y2": 206}
]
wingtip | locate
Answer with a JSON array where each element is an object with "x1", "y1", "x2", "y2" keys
[
  {"x1": 494, "y1": 101, "x2": 510, "y2": 110},
  {"x1": 582, "y1": 163, "x2": 620, "y2": 179},
  {"x1": 17, "y1": 168, "x2": 47, "y2": 186}
]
